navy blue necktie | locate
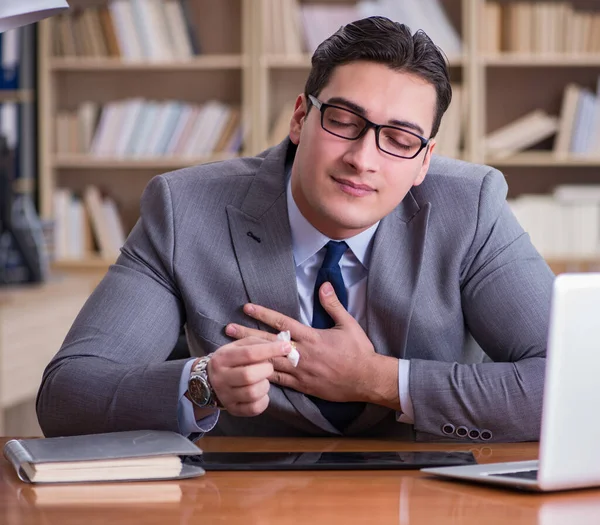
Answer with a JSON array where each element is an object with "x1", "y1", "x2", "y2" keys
[{"x1": 310, "y1": 241, "x2": 365, "y2": 430}]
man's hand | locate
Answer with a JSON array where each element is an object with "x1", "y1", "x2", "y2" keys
[
  {"x1": 225, "y1": 282, "x2": 398, "y2": 406},
  {"x1": 207, "y1": 337, "x2": 292, "y2": 416}
]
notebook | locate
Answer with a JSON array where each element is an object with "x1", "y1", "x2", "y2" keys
[
  {"x1": 422, "y1": 273, "x2": 600, "y2": 491},
  {"x1": 3, "y1": 430, "x2": 205, "y2": 483}
]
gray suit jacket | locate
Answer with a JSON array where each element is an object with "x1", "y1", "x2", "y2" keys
[{"x1": 37, "y1": 140, "x2": 554, "y2": 441}]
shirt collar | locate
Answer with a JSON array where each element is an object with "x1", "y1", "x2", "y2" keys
[{"x1": 286, "y1": 174, "x2": 379, "y2": 268}]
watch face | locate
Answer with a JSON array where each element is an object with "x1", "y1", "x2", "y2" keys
[{"x1": 189, "y1": 376, "x2": 211, "y2": 407}]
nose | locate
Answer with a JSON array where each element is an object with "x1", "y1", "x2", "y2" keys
[{"x1": 341, "y1": 127, "x2": 380, "y2": 173}]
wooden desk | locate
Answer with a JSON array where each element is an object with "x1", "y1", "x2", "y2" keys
[{"x1": 2, "y1": 437, "x2": 600, "y2": 524}]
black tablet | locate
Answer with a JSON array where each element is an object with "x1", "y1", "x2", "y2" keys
[{"x1": 192, "y1": 450, "x2": 477, "y2": 471}]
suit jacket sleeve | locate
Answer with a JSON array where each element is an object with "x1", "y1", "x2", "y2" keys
[
  {"x1": 37, "y1": 175, "x2": 188, "y2": 437},
  {"x1": 409, "y1": 168, "x2": 554, "y2": 442}
]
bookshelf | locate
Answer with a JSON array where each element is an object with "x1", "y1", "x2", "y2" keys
[{"x1": 36, "y1": 0, "x2": 600, "y2": 273}]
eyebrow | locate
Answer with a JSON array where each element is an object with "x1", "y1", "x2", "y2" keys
[{"x1": 325, "y1": 96, "x2": 426, "y2": 136}]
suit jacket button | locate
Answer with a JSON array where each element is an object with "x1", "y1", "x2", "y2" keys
[
  {"x1": 455, "y1": 426, "x2": 469, "y2": 438},
  {"x1": 442, "y1": 423, "x2": 455, "y2": 435},
  {"x1": 480, "y1": 429, "x2": 493, "y2": 441},
  {"x1": 469, "y1": 428, "x2": 481, "y2": 440}
]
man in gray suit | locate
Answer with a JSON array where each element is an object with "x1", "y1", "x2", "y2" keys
[{"x1": 37, "y1": 17, "x2": 553, "y2": 442}]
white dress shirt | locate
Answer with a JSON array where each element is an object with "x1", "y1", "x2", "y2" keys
[{"x1": 177, "y1": 179, "x2": 414, "y2": 435}]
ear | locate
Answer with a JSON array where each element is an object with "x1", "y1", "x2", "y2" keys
[
  {"x1": 289, "y1": 94, "x2": 308, "y2": 145},
  {"x1": 413, "y1": 140, "x2": 435, "y2": 187}
]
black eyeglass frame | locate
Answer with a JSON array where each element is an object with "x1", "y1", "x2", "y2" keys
[{"x1": 307, "y1": 94, "x2": 430, "y2": 159}]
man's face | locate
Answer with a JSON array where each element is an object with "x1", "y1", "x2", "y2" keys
[{"x1": 289, "y1": 61, "x2": 437, "y2": 240}]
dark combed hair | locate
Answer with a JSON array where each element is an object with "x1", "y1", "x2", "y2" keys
[{"x1": 304, "y1": 16, "x2": 452, "y2": 138}]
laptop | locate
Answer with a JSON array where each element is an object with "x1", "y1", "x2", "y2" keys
[{"x1": 422, "y1": 273, "x2": 600, "y2": 492}]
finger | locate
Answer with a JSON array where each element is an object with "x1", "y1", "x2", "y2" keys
[
  {"x1": 225, "y1": 323, "x2": 277, "y2": 342},
  {"x1": 318, "y1": 282, "x2": 353, "y2": 327},
  {"x1": 213, "y1": 340, "x2": 290, "y2": 368},
  {"x1": 228, "y1": 394, "x2": 270, "y2": 417},
  {"x1": 269, "y1": 370, "x2": 299, "y2": 391},
  {"x1": 226, "y1": 362, "x2": 274, "y2": 387},
  {"x1": 243, "y1": 303, "x2": 310, "y2": 340},
  {"x1": 270, "y1": 355, "x2": 296, "y2": 375}
]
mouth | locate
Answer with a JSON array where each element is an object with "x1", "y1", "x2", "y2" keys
[{"x1": 332, "y1": 176, "x2": 376, "y2": 197}]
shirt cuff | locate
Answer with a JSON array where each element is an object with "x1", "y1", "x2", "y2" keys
[
  {"x1": 396, "y1": 359, "x2": 414, "y2": 424},
  {"x1": 177, "y1": 358, "x2": 220, "y2": 436}
]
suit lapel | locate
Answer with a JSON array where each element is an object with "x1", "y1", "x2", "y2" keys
[
  {"x1": 226, "y1": 141, "x2": 336, "y2": 432},
  {"x1": 349, "y1": 193, "x2": 431, "y2": 435}
]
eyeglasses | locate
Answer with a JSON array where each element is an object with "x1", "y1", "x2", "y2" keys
[{"x1": 308, "y1": 94, "x2": 430, "y2": 159}]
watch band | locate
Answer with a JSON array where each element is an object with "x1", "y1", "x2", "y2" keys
[{"x1": 189, "y1": 356, "x2": 222, "y2": 409}]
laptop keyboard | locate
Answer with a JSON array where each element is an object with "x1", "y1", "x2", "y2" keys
[{"x1": 494, "y1": 469, "x2": 538, "y2": 480}]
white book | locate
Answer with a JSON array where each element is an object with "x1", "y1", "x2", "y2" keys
[
  {"x1": 164, "y1": 0, "x2": 193, "y2": 59},
  {"x1": 144, "y1": 102, "x2": 181, "y2": 156},
  {"x1": 485, "y1": 110, "x2": 559, "y2": 158},
  {"x1": 591, "y1": 77, "x2": 600, "y2": 156},
  {"x1": 202, "y1": 104, "x2": 232, "y2": 154},
  {"x1": 52, "y1": 188, "x2": 71, "y2": 261},
  {"x1": 554, "y1": 185, "x2": 600, "y2": 204},
  {"x1": 139, "y1": 102, "x2": 171, "y2": 156},
  {"x1": 555, "y1": 84, "x2": 581, "y2": 158},
  {"x1": 77, "y1": 102, "x2": 99, "y2": 154},
  {"x1": 154, "y1": 102, "x2": 185, "y2": 155},
  {"x1": 185, "y1": 101, "x2": 225, "y2": 157},
  {"x1": 146, "y1": 0, "x2": 174, "y2": 60},
  {"x1": 128, "y1": 101, "x2": 160, "y2": 156},
  {"x1": 419, "y1": 0, "x2": 462, "y2": 57},
  {"x1": 90, "y1": 102, "x2": 119, "y2": 156},
  {"x1": 114, "y1": 98, "x2": 145, "y2": 157},
  {"x1": 570, "y1": 89, "x2": 595, "y2": 155},
  {"x1": 164, "y1": 104, "x2": 196, "y2": 155},
  {"x1": 129, "y1": 0, "x2": 157, "y2": 59},
  {"x1": 102, "y1": 197, "x2": 127, "y2": 253},
  {"x1": 300, "y1": 5, "x2": 359, "y2": 54},
  {"x1": 108, "y1": 0, "x2": 144, "y2": 61},
  {"x1": 181, "y1": 102, "x2": 220, "y2": 157},
  {"x1": 68, "y1": 197, "x2": 85, "y2": 260}
]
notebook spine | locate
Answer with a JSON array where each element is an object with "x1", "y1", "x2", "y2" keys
[{"x1": 3, "y1": 439, "x2": 34, "y2": 482}]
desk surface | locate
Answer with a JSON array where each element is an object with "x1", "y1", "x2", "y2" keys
[{"x1": 2, "y1": 437, "x2": 600, "y2": 525}]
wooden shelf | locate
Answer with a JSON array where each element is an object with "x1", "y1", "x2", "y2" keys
[
  {"x1": 50, "y1": 55, "x2": 245, "y2": 71},
  {"x1": 483, "y1": 54, "x2": 600, "y2": 67},
  {"x1": 487, "y1": 153, "x2": 600, "y2": 167},
  {"x1": 53, "y1": 154, "x2": 239, "y2": 170},
  {"x1": 0, "y1": 89, "x2": 34, "y2": 103}
]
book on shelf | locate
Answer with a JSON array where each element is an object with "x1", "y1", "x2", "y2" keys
[
  {"x1": 53, "y1": 0, "x2": 200, "y2": 61},
  {"x1": 487, "y1": 1, "x2": 600, "y2": 55},
  {"x1": 485, "y1": 109, "x2": 559, "y2": 159},
  {"x1": 510, "y1": 186, "x2": 600, "y2": 259},
  {"x1": 268, "y1": 100, "x2": 296, "y2": 147},
  {"x1": 56, "y1": 98, "x2": 243, "y2": 159},
  {"x1": 263, "y1": 0, "x2": 461, "y2": 60},
  {"x1": 3, "y1": 430, "x2": 204, "y2": 484},
  {"x1": 434, "y1": 84, "x2": 466, "y2": 159},
  {"x1": 554, "y1": 79, "x2": 600, "y2": 158},
  {"x1": 52, "y1": 185, "x2": 126, "y2": 262}
]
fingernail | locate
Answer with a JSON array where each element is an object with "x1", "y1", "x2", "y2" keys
[
  {"x1": 245, "y1": 304, "x2": 256, "y2": 314},
  {"x1": 226, "y1": 324, "x2": 237, "y2": 336},
  {"x1": 322, "y1": 282, "x2": 333, "y2": 295},
  {"x1": 281, "y1": 342, "x2": 291, "y2": 354}
]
